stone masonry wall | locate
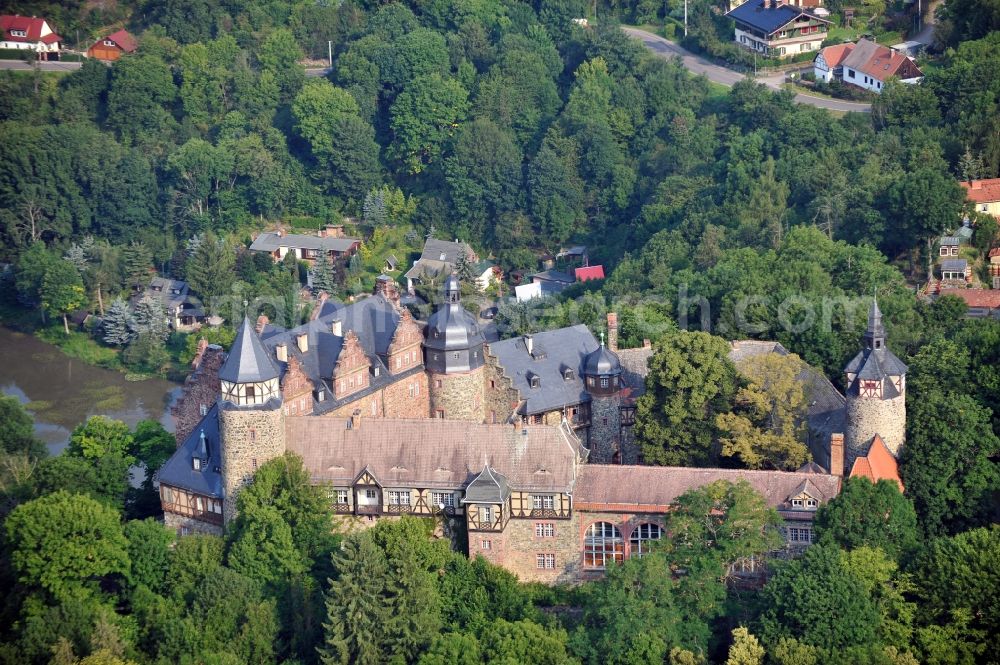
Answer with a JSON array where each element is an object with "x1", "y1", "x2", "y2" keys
[
  {"x1": 429, "y1": 367, "x2": 485, "y2": 421},
  {"x1": 282, "y1": 355, "x2": 314, "y2": 416},
  {"x1": 164, "y1": 511, "x2": 224, "y2": 537},
  {"x1": 483, "y1": 351, "x2": 520, "y2": 424},
  {"x1": 381, "y1": 372, "x2": 430, "y2": 418},
  {"x1": 845, "y1": 393, "x2": 905, "y2": 468},
  {"x1": 588, "y1": 395, "x2": 621, "y2": 463},
  {"x1": 172, "y1": 345, "x2": 224, "y2": 445},
  {"x1": 220, "y1": 406, "x2": 286, "y2": 524}
]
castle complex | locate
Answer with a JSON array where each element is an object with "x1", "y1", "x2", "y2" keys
[{"x1": 159, "y1": 280, "x2": 905, "y2": 583}]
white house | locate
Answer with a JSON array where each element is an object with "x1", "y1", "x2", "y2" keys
[
  {"x1": 726, "y1": 0, "x2": 831, "y2": 59},
  {"x1": 0, "y1": 15, "x2": 60, "y2": 60},
  {"x1": 813, "y1": 43, "x2": 854, "y2": 83},
  {"x1": 840, "y1": 39, "x2": 923, "y2": 93}
]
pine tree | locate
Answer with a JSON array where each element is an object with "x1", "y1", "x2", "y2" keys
[
  {"x1": 132, "y1": 295, "x2": 169, "y2": 341},
  {"x1": 122, "y1": 241, "x2": 153, "y2": 291},
  {"x1": 363, "y1": 187, "x2": 387, "y2": 227},
  {"x1": 310, "y1": 252, "x2": 336, "y2": 296},
  {"x1": 386, "y1": 538, "x2": 442, "y2": 661},
  {"x1": 320, "y1": 535, "x2": 394, "y2": 665},
  {"x1": 185, "y1": 232, "x2": 235, "y2": 303},
  {"x1": 454, "y1": 249, "x2": 477, "y2": 286},
  {"x1": 63, "y1": 243, "x2": 90, "y2": 273},
  {"x1": 102, "y1": 298, "x2": 135, "y2": 346}
]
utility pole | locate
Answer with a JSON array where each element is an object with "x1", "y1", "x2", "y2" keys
[
  {"x1": 328, "y1": 40, "x2": 333, "y2": 69},
  {"x1": 684, "y1": 0, "x2": 688, "y2": 37}
]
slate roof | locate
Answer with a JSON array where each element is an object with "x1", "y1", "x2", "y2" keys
[
  {"x1": 158, "y1": 405, "x2": 223, "y2": 497},
  {"x1": 941, "y1": 259, "x2": 968, "y2": 273},
  {"x1": 961, "y1": 178, "x2": 1000, "y2": 204},
  {"x1": 249, "y1": 231, "x2": 359, "y2": 254},
  {"x1": 463, "y1": 466, "x2": 511, "y2": 503},
  {"x1": 286, "y1": 418, "x2": 582, "y2": 492},
  {"x1": 574, "y1": 465, "x2": 841, "y2": 512},
  {"x1": 488, "y1": 325, "x2": 601, "y2": 415},
  {"x1": 617, "y1": 346, "x2": 654, "y2": 398},
  {"x1": 726, "y1": 1, "x2": 828, "y2": 34},
  {"x1": 404, "y1": 239, "x2": 475, "y2": 281},
  {"x1": 583, "y1": 344, "x2": 622, "y2": 376},
  {"x1": 145, "y1": 277, "x2": 189, "y2": 310},
  {"x1": 219, "y1": 317, "x2": 281, "y2": 383},
  {"x1": 258, "y1": 294, "x2": 413, "y2": 414},
  {"x1": 425, "y1": 275, "x2": 485, "y2": 353},
  {"x1": 531, "y1": 269, "x2": 575, "y2": 285},
  {"x1": 939, "y1": 236, "x2": 960, "y2": 245}
]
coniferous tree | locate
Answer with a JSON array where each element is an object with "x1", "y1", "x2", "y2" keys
[
  {"x1": 310, "y1": 252, "x2": 336, "y2": 296},
  {"x1": 102, "y1": 298, "x2": 135, "y2": 347},
  {"x1": 320, "y1": 535, "x2": 394, "y2": 665},
  {"x1": 122, "y1": 241, "x2": 153, "y2": 291},
  {"x1": 131, "y1": 295, "x2": 169, "y2": 342},
  {"x1": 185, "y1": 232, "x2": 235, "y2": 304}
]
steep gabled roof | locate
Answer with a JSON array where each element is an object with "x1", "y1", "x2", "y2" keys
[
  {"x1": 104, "y1": 29, "x2": 137, "y2": 52},
  {"x1": 726, "y1": 1, "x2": 829, "y2": 34},
  {"x1": 1, "y1": 15, "x2": 59, "y2": 43},
  {"x1": 462, "y1": 466, "x2": 511, "y2": 504},
  {"x1": 849, "y1": 434, "x2": 903, "y2": 491},
  {"x1": 842, "y1": 38, "x2": 923, "y2": 81},
  {"x1": 961, "y1": 178, "x2": 1000, "y2": 204},
  {"x1": 219, "y1": 317, "x2": 280, "y2": 383},
  {"x1": 158, "y1": 404, "x2": 223, "y2": 497},
  {"x1": 816, "y1": 43, "x2": 855, "y2": 69}
]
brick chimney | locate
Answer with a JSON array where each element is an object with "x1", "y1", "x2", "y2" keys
[
  {"x1": 830, "y1": 432, "x2": 845, "y2": 477},
  {"x1": 374, "y1": 275, "x2": 400, "y2": 308},
  {"x1": 255, "y1": 314, "x2": 269, "y2": 334},
  {"x1": 606, "y1": 312, "x2": 619, "y2": 351}
]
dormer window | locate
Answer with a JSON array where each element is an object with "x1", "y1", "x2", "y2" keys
[
  {"x1": 563, "y1": 368, "x2": 574, "y2": 381},
  {"x1": 806, "y1": 498, "x2": 818, "y2": 509},
  {"x1": 529, "y1": 374, "x2": 540, "y2": 388},
  {"x1": 11, "y1": 29, "x2": 26, "y2": 37},
  {"x1": 439, "y1": 252, "x2": 447, "y2": 260},
  {"x1": 103, "y1": 39, "x2": 115, "y2": 46},
  {"x1": 192, "y1": 457, "x2": 201, "y2": 471},
  {"x1": 792, "y1": 498, "x2": 803, "y2": 508},
  {"x1": 600, "y1": 377, "x2": 609, "y2": 388}
]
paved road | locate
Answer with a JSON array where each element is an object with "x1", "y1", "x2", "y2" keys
[
  {"x1": 305, "y1": 67, "x2": 331, "y2": 78},
  {"x1": 0, "y1": 59, "x2": 82, "y2": 73},
  {"x1": 622, "y1": 27, "x2": 872, "y2": 114},
  {"x1": 910, "y1": 0, "x2": 941, "y2": 46}
]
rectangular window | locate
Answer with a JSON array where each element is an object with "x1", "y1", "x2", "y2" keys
[
  {"x1": 200, "y1": 404, "x2": 208, "y2": 416},
  {"x1": 212, "y1": 500, "x2": 223, "y2": 514},
  {"x1": 245, "y1": 386, "x2": 256, "y2": 400},
  {"x1": 482, "y1": 506, "x2": 493, "y2": 523},
  {"x1": 163, "y1": 486, "x2": 173, "y2": 503},
  {"x1": 387, "y1": 490, "x2": 411, "y2": 506},
  {"x1": 249, "y1": 429, "x2": 256, "y2": 442},
  {"x1": 532, "y1": 495, "x2": 555, "y2": 510},
  {"x1": 195, "y1": 497, "x2": 204, "y2": 512},
  {"x1": 490, "y1": 379, "x2": 497, "y2": 390},
  {"x1": 365, "y1": 489, "x2": 377, "y2": 500},
  {"x1": 435, "y1": 379, "x2": 442, "y2": 388},
  {"x1": 536, "y1": 554, "x2": 555, "y2": 569},
  {"x1": 436, "y1": 410, "x2": 445, "y2": 419},
  {"x1": 335, "y1": 490, "x2": 349, "y2": 504},
  {"x1": 532, "y1": 414, "x2": 543, "y2": 425},
  {"x1": 251, "y1": 458, "x2": 257, "y2": 470},
  {"x1": 535, "y1": 523, "x2": 555, "y2": 538},
  {"x1": 792, "y1": 498, "x2": 803, "y2": 508},
  {"x1": 431, "y1": 492, "x2": 455, "y2": 508},
  {"x1": 848, "y1": 69, "x2": 855, "y2": 79},
  {"x1": 481, "y1": 539, "x2": 492, "y2": 550}
]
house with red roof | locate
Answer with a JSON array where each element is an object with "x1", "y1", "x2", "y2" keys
[
  {"x1": 0, "y1": 15, "x2": 60, "y2": 60},
  {"x1": 87, "y1": 29, "x2": 137, "y2": 62},
  {"x1": 841, "y1": 38, "x2": 923, "y2": 93},
  {"x1": 938, "y1": 288, "x2": 1000, "y2": 318},
  {"x1": 813, "y1": 42, "x2": 854, "y2": 83},
  {"x1": 574, "y1": 265, "x2": 605, "y2": 282},
  {"x1": 847, "y1": 434, "x2": 903, "y2": 492},
  {"x1": 960, "y1": 178, "x2": 1000, "y2": 218}
]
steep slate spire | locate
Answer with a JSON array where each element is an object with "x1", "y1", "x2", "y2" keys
[
  {"x1": 863, "y1": 297, "x2": 886, "y2": 350},
  {"x1": 219, "y1": 317, "x2": 280, "y2": 383}
]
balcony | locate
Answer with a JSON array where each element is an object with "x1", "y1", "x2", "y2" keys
[
  {"x1": 384, "y1": 504, "x2": 413, "y2": 515},
  {"x1": 332, "y1": 503, "x2": 353, "y2": 514}
]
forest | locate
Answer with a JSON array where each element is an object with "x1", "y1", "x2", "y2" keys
[{"x1": 0, "y1": 0, "x2": 999, "y2": 663}]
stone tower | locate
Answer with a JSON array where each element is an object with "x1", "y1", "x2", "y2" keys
[
  {"x1": 583, "y1": 338, "x2": 624, "y2": 464},
  {"x1": 218, "y1": 317, "x2": 286, "y2": 523},
  {"x1": 424, "y1": 274, "x2": 486, "y2": 421},
  {"x1": 844, "y1": 299, "x2": 907, "y2": 471}
]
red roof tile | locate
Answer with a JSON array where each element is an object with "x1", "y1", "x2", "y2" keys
[
  {"x1": 1, "y1": 15, "x2": 58, "y2": 44},
  {"x1": 842, "y1": 38, "x2": 922, "y2": 82},
  {"x1": 817, "y1": 43, "x2": 854, "y2": 68},
  {"x1": 849, "y1": 434, "x2": 903, "y2": 491},
  {"x1": 960, "y1": 178, "x2": 1000, "y2": 204},
  {"x1": 938, "y1": 288, "x2": 1000, "y2": 309},
  {"x1": 575, "y1": 265, "x2": 605, "y2": 282},
  {"x1": 105, "y1": 29, "x2": 137, "y2": 53}
]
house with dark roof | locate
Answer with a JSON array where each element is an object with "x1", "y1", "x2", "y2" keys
[
  {"x1": 139, "y1": 277, "x2": 205, "y2": 330},
  {"x1": 87, "y1": 29, "x2": 137, "y2": 61},
  {"x1": 841, "y1": 38, "x2": 923, "y2": 93},
  {"x1": 940, "y1": 258, "x2": 970, "y2": 283},
  {"x1": 0, "y1": 15, "x2": 60, "y2": 59},
  {"x1": 249, "y1": 229, "x2": 360, "y2": 264},
  {"x1": 726, "y1": 0, "x2": 830, "y2": 58}
]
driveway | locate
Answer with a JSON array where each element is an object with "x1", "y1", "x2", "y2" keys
[{"x1": 622, "y1": 27, "x2": 872, "y2": 114}]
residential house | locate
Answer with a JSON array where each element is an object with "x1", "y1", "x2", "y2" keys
[
  {"x1": 938, "y1": 288, "x2": 1000, "y2": 318},
  {"x1": 86, "y1": 29, "x2": 137, "y2": 61},
  {"x1": 0, "y1": 15, "x2": 60, "y2": 59},
  {"x1": 575, "y1": 265, "x2": 605, "y2": 282},
  {"x1": 726, "y1": 0, "x2": 831, "y2": 58},
  {"x1": 939, "y1": 236, "x2": 960, "y2": 257},
  {"x1": 383, "y1": 254, "x2": 398, "y2": 272},
  {"x1": 940, "y1": 259, "x2": 970, "y2": 283},
  {"x1": 249, "y1": 228, "x2": 360, "y2": 264},
  {"x1": 140, "y1": 277, "x2": 205, "y2": 330},
  {"x1": 960, "y1": 178, "x2": 1000, "y2": 218},
  {"x1": 404, "y1": 238, "x2": 495, "y2": 294},
  {"x1": 813, "y1": 42, "x2": 854, "y2": 83},
  {"x1": 840, "y1": 38, "x2": 923, "y2": 93},
  {"x1": 515, "y1": 270, "x2": 575, "y2": 301}
]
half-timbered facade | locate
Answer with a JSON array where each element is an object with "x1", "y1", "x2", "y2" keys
[{"x1": 726, "y1": 0, "x2": 830, "y2": 58}]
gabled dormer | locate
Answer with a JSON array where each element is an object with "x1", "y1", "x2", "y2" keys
[
  {"x1": 352, "y1": 465, "x2": 382, "y2": 515},
  {"x1": 785, "y1": 479, "x2": 823, "y2": 511},
  {"x1": 386, "y1": 308, "x2": 423, "y2": 374},
  {"x1": 333, "y1": 331, "x2": 371, "y2": 398},
  {"x1": 462, "y1": 466, "x2": 510, "y2": 532}
]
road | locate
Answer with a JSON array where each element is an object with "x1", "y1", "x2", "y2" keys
[
  {"x1": 0, "y1": 59, "x2": 82, "y2": 73},
  {"x1": 622, "y1": 27, "x2": 873, "y2": 114},
  {"x1": 910, "y1": 0, "x2": 941, "y2": 46}
]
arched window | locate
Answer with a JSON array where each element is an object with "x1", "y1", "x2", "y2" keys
[
  {"x1": 584, "y1": 522, "x2": 624, "y2": 568},
  {"x1": 629, "y1": 523, "x2": 663, "y2": 558}
]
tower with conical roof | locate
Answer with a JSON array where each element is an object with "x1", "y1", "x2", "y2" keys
[
  {"x1": 843, "y1": 299, "x2": 907, "y2": 471},
  {"x1": 424, "y1": 274, "x2": 486, "y2": 420},
  {"x1": 583, "y1": 336, "x2": 626, "y2": 463},
  {"x1": 218, "y1": 317, "x2": 286, "y2": 523}
]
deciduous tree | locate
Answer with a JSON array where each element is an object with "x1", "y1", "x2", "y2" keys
[{"x1": 814, "y1": 478, "x2": 919, "y2": 561}]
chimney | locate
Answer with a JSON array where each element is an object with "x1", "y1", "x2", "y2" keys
[
  {"x1": 296, "y1": 333, "x2": 309, "y2": 353},
  {"x1": 606, "y1": 312, "x2": 619, "y2": 351},
  {"x1": 276, "y1": 343, "x2": 288, "y2": 363},
  {"x1": 524, "y1": 334, "x2": 533, "y2": 355},
  {"x1": 255, "y1": 314, "x2": 269, "y2": 334},
  {"x1": 830, "y1": 433, "x2": 845, "y2": 477},
  {"x1": 332, "y1": 319, "x2": 343, "y2": 336}
]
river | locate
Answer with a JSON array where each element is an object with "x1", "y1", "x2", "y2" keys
[{"x1": 0, "y1": 327, "x2": 181, "y2": 455}]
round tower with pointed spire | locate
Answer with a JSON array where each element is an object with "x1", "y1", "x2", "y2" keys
[
  {"x1": 218, "y1": 317, "x2": 286, "y2": 523},
  {"x1": 583, "y1": 334, "x2": 625, "y2": 463},
  {"x1": 843, "y1": 299, "x2": 908, "y2": 471},
  {"x1": 424, "y1": 274, "x2": 486, "y2": 420}
]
